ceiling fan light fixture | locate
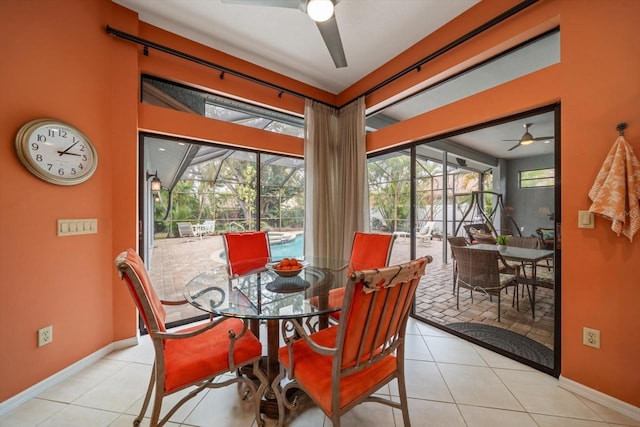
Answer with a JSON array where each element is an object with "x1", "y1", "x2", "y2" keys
[
  {"x1": 307, "y1": 0, "x2": 334, "y2": 22},
  {"x1": 520, "y1": 132, "x2": 535, "y2": 145}
]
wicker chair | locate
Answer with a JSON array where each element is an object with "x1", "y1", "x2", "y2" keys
[
  {"x1": 506, "y1": 236, "x2": 539, "y2": 249},
  {"x1": 274, "y1": 256, "x2": 432, "y2": 427},
  {"x1": 446, "y1": 236, "x2": 468, "y2": 294},
  {"x1": 451, "y1": 246, "x2": 520, "y2": 322},
  {"x1": 115, "y1": 249, "x2": 267, "y2": 427}
]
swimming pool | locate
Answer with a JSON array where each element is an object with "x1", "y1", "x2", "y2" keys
[{"x1": 269, "y1": 233, "x2": 304, "y2": 260}]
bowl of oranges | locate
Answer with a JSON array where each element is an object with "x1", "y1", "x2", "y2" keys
[{"x1": 266, "y1": 258, "x2": 307, "y2": 277}]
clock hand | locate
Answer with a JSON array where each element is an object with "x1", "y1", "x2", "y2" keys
[
  {"x1": 58, "y1": 140, "x2": 80, "y2": 156},
  {"x1": 57, "y1": 151, "x2": 81, "y2": 156}
]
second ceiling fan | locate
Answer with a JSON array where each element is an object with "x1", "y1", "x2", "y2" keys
[
  {"x1": 223, "y1": 0, "x2": 347, "y2": 68},
  {"x1": 503, "y1": 123, "x2": 554, "y2": 151}
]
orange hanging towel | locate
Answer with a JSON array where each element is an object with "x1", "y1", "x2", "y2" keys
[{"x1": 588, "y1": 135, "x2": 640, "y2": 241}]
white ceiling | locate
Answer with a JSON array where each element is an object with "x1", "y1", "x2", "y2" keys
[{"x1": 112, "y1": 0, "x2": 480, "y2": 94}]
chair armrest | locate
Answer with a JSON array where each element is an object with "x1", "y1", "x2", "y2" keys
[
  {"x1": 160, "y1": 298, "x2": 189, "y2": 306},
  {"x1": 155, "y1": 316, "x2": 248, "y2": 341},
  {"x1": 281, "y1": 318, "x2": 337, "y2": 377}
]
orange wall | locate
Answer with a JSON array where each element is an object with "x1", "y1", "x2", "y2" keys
[
  {"x1": 1, "y1": 0, "x2": 639, "y2": 410},
  {"x1": 0, "y1": 0, "x2": 139, "y2": 401}
]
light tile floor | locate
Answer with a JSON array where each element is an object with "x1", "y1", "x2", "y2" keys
[{"x1": 2, "y1": 318, "x2": 639, "y2": 427}]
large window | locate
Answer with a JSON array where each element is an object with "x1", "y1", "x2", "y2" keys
[{"x1": 142, "y1": 75, "x2": 304, "y2": 137}]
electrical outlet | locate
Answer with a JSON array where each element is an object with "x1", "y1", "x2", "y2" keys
[
  {"x1": 583, "y1": 327, "x2": 600, "y2": 349},
  {"x1": 38, "y1": 325, "x2": 53, "y2": 347}
]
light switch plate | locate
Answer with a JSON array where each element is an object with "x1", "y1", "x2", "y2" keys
[
  {"x1": 578, "y1": 210, "x2": 594, "y2": 228},
  {"x1": 57, "y1": 219, "x2": 98, "y2": 236}
]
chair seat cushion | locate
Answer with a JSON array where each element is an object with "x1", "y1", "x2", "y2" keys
[
  {"x1": 278, "y1": 326, "x2": 396, "y2": 415},
  {"x1": 163, "y1": 318, "x2": 262, "y2": 393}
]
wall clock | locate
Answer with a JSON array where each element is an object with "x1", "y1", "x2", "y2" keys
[{"x1": 15, "y1": 118, "x2": 98, "y2": 185}]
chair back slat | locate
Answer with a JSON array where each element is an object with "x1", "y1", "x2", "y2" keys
[
  {"x1": 115, "y1": 249, "x2": 166, "y2": 332},
  {"x1": 223, "y1": 231, "x2": 271, "y2": 276},
  {"x1": 337, "y1": 257, "x2": 430, "y2": 375}
]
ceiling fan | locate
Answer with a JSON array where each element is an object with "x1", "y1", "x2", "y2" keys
[
  {"x1": 503, "y1": 123, "x2": 554, "y2": 151},
  {"x1": 222, "y1": 0, "x2": 347, "y2": 68}
]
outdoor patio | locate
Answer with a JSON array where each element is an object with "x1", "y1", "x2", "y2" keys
[{"x1": 147, "y1": 233, "x2": 554, "y2": 350}]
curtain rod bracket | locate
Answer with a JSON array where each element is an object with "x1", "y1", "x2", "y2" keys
[
  {"x1": 416, "y1": 65, "x2": 421, "y2": 72},
  {"x1": 219, "y1": 71, "x2": 225, "y2": 80},
  {"x1": 278, "y1": 91, "x2": 283, "y2": 98},
  {"x1": 143, "y1": 45, "x2": 149, "y2": 56},
  {"x1": 617, "y1": 122, "x2": 627, "y2": 135}
]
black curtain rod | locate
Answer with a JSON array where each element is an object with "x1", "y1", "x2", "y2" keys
[
  {"x1": 343, "y1": 0, "x2": 540, "y2": 108},
  {"x1": 105, "y1": 25, "x2": 334, "y2": 107},
  {"x1": 107, "y1": 0, "x2": 539, "y2": 111}
]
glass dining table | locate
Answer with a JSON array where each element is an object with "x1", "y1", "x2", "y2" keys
[{"x1": 184, "y1": 257, "x2": 349, "y2": 419}]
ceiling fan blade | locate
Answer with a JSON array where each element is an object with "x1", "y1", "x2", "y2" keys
[
  {"x1": 316, "y1": 15, "x2": 348, "y2": 68},
  {"x1": 221, "y1": 0, "x2": 301, "y2": 8},
  {"x1": 508, "y1": 142, "x2": 521, "y2": 151},
  {"x1": 533, "y1": 136, "x2": 554, "y2": 141}
]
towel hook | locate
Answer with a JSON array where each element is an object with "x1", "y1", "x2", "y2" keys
[{"x1": 616, "y1": 122, "x2": 627, "y2": 136}]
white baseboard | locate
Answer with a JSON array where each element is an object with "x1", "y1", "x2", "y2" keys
[
  {"x1": 559, "y1": 375, "x2": 640, "y2": 422},
  {"x1": 0, "y1": 336, "x2": 138, "y2": 417}
]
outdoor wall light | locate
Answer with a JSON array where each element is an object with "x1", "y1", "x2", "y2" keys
[{"x1": 146, "y1": 171, "x2": 162, "y2": 192}]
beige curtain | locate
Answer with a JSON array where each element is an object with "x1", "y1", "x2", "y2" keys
[{"x1": 304, "y1": 97, "x2": 368, "y2": 261}]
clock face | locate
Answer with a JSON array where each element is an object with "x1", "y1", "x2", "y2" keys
[{"x1": 15, "y1": 119, "x2": 98, "y2": 185}]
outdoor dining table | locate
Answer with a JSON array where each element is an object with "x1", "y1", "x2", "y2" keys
[
  {"x1": 467, "y1": 244, "x2": 554, "y2": 318},
  {"x1": 184, "y1": 257, "x2": 349, "y2": 419}
]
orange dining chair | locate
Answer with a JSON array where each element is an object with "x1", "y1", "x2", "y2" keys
[
  {"x1": 115, "y1": 249, "x2": 267, "y2": 427},
  {"x1": 223, "y1": 231, "x2": 271, "y2": 277},
  {"x1": 274, "y1": 256, "x2": 432, "y2": 427},
  {"x1": 312, "y1": 232, "x2": 396, "y2": 321}
]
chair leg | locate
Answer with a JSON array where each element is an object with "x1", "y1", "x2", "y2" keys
[
  {"x1": 272, "y1": 366, "x2": 286, "y2": 427},
  {"x1": 397, "y1": 368, "x2": 412, "y2": 427},
  {"x1": 497, "y1": 293, "x2": 501, "y2": 322},
  {"x1": 135, "y1": 364, "x2": 156, "y2": 426},
  {"x1": 149, "y1": 381, "x2": 164, "y2": 427},
  {"x1": 251, "y1": 360, "x2": 268, "y2": 427}
]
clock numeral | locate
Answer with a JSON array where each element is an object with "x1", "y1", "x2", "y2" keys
[
  {"x1": 60, "y1": 130, "x2": 68, "y2": 138},
  {"x1": 37, "y1": 134, "x2": 46, "y2": 142},
  {"x1": 31, "y1": 142, "x2": 39, "y2": 151},
  {"x1": 35, "y1": 154, "x2": 43, "y2": 162},
  {"x1": 47, "y1": 163, "x2": 53, "y2": 171},
  {"x1": 82, "y1": 154, "x2": 88, "y2": 161},
  {"x1": 58, "y1": 168, "x2": 65, "y2": 176},
  {"x1": 79, "y1": 144, "x2": 85, "y2": 152},
  {"x1": 78, "y1": 163, "x2": 84, "y2": 170},
  {"x1": 70, "y1": 168, "x2": 77, "y2": 176}
]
